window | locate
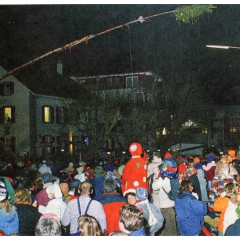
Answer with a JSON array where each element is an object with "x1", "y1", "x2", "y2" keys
[
  {"x1": 106, "y1": 78, "x2": 112, "y2": 87},
  {"x1": 42, "y1": 135, "x2": 54, "y2": 155},
  {"x1": 42, "y1": 106, "x2": 54, "y2": 123},
  {"x1": 126, "y1": 76, "x2": 138, "y2": 88},
  {"x1": 56, "y1": 107, "x2": 67, "y2": 124},
  {"x1": 0, "y1": 106, "x2": 15, "y2": 124},
  {"x1": 114, "y1": 77, "x2": 120, "y2": 87},
  {"x1": 0, "y1": 82, "x2": 14, "y2": 96}
]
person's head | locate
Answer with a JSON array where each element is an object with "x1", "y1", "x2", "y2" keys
[
  {"x1": 35, "y1": 218, "x2": 61, "y2": 236},
  {"x1": 78, "y1": 214, "x2": 102, "y2": 236},
  {"x1": 125, "y1": 192, "x2": 137, "y2": 205},
  {"x1": 103, "y1": 178, "x2": 117, "y2": 193},
  {"x1": 119, "y1": 204, "x2": 144, "y2": 233},
  {"x1": 224, "y1": 182, "x2": 238, "y2": 197},
  {"x1": 153, "y1": 152, "x2": 161, "y2": 160},
  {"x1": 79, "y1": 181, "x2": 93, "y2": 196},
  {"x1": 179, "y1": 179, "x2": 193, "y2": 193},
  {"x1": 14, "y1": 187, "x2": 32, "y2": 204}
]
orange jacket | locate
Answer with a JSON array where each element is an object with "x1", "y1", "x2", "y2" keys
[{"x1": 213, "y1": 196, "x2": 229, "y2": 232}]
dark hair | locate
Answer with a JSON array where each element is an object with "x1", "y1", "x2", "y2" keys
[
  {"x1": 119, "y1": 204, "x2": 144, "y2": 231},
  {"x1": 103, "y1": 178, "x2": 117, "y2": 193},
  {"x1": 179, "y1": 180, "x2": 193, "y2": 193},
  {"x1": 124, "y1": 192, "x2": 136, "y2": 200}
]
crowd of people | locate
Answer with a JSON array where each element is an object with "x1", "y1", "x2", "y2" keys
[{"x1": 0, "y1": 141, "x2": 240, "y2": 236}]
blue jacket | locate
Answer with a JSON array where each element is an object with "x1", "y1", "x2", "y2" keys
[
  {"x1": 0, "y1": 205, "x2": 19, "y2": 236},
  {"x1": 129, "y1": 226, "x2": 146, "y2": 236},
  {"x1": 91, "y1": 176, "x2": 105, "y2": 201},
  {"x1": 174, "y1": 191, "x2": 207, "y2": 236}
]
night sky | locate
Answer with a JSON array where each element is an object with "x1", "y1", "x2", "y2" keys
[{"x1": 1, "y1": 4, "x2": 240, "y2": 105}]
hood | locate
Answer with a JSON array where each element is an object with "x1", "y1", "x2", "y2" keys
[{"x1": 46, "y1": 183, "x2": 62, "y2": 199}]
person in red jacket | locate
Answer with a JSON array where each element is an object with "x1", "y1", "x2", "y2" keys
[
  {"x1": 121, "y1": 142, "x2": 149, "y2": 196},
  {"x1": 98, "y1": 178, "x2": 127, "y2": 235}
]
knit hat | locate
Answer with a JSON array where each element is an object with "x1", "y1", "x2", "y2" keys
[
  {"x1": 136, "y1": 187, "x2": 148, "y2": 201},
  {"x1": 194, "y1": 157, "x2": 200, "y2": 163},
  {"x1": 164, "y1": 152, "x2": 172, "y2": 159},
  {"x1": 0, "y1": 179, "x2": 7, "y2": 201},
  {"x1": 128, "y1": 142, "x2": 143, "y2": 156},
  {"x1": 207, "y1": 154, "x2": 215, "y2": 162},
  {"x1": 42, "y1": 173, "x2": 56, "y2": 183}
]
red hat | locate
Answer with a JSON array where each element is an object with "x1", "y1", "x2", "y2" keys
[
  {"x1": 164, "y1": 152, "x2": 172, "y2": 159},
  {"x1": 128, "y1": 142, "x2": 143, "y2": 156}
]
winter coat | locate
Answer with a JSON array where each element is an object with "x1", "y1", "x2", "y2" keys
[
  {"x1": 223, "y1": 199, "x2": 238, "y2": 234},
  {"x1": 91, "y1": 176, "x2": 105, "y2": 201},
  {"x1": 15, "y1": 203, "x2": 41, "y2": 236},
  {"x1": 213, "y1": 195, "x2": 229, "y2": 232},
  {"x1": 147, "y1": 158, "x2": 163, "y2": 179},
  {"x1": 152, "y1": 176, "x2": 175, "y2": 208},
  {"x1": 188, "y1": 174, "x2": 202, "y2": 201},
  {"x1": 129, "y1": 226, "x2": 146, "y2": 236},
  {"x1": 135, "y1": 199, "x2": 164, "y2": 236},
  {"x1": 99, "y1": 192, "x2": 127, "y2": 235},
  {"x1": 202, "y1": 162, "x2": 216, "y2": 181},
  {"x1": 225, "y1": 218, "x2": 240, "y2": 236},
  {"x1": 0, "y1": 204, "x2": 19, "y2": 236},
  {"x1": 39, "y1": 164, "x2": 52, "y2": 174},
  {"x1": 174, "y1": 191, "x2": 207, "y2": 236},
  {"x1": 196, "y1": 169, "x2": 208, "y2": 202}
]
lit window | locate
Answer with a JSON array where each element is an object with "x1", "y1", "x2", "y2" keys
[
  {"x1": 202, "y1": 128, "x2": 208, "y2": 134},
  {"x1": 230, "y1": 127, "x2": 238, "y2": 133},
  {"x1": 126, "y1": 76, "x2": 138, "y2": 88},
  {"x1": 42, "y1": 106, "x2": 54, "y2": 123}
]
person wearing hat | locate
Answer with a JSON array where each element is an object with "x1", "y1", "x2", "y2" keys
[
  {"x1": 41, "y1": 183, "x2": 67, "y2": 221},
  {"x1": 68, "y1": 179, "x2": 81, "y2": 201},
  {"x1": 91, "y1": 166, "x2": 106, "y2": 201},
  {"x1": 135, "y1": 187, "x2": 164, "y2": 236},
  {"x1": 76, "y1": 162, "x2": 86, "y2": 175},
  {"x1": 202, "y1": 153, "x2": 217, "y2": 190},
  {"x1": 151, "y1": 151, "x2": 178, "y2": 236},
  {"x1": 39, "y1": 160, "x2": 52, "y2": 175},
  {"x1": 36, "y1": 172, "x2": 57, "y2": 214},
  {"x1": 121, "y1": 142, "x2": 149, "y2": 197},
  {"x1": 0, "y1": 178, "x2": 19, "y2": 236}
]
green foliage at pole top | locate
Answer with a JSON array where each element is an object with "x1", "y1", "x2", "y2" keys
[{"x1": 174, "y1": 4, "x2": 216, "y2": 23}]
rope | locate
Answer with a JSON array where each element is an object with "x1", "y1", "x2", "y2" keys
[{"x1": 0, "y1": 10, "x2": 177, "y2": 81}]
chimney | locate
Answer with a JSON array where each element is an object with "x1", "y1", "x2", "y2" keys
[{"x1": 57, "y1": 60, "x2": 63, "y2": 75}]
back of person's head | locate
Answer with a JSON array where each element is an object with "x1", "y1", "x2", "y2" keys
[
  {"x1": 109, "y1": 230, "x2": 129, "y2": 236},
  {"x1": 78, "y1": 214, "x2": 102, "y2": 236},
  {"x1": 179, "y1": 179, "x2": 193, "y2": 193},
  {"x1": 79, "y1": 181, "x2": 93, "y2": 195},
  {"x1": 35, "y1": 218, "x2": 61, "y2": 236},
  {"x1": 14, "y1": 187, "x2": 31, "y2": 204},
  {"x1": 120, "y1": 204, "x2": 144, "y2": 231},
  {"x1": 225, "y1": 182, "x2": 238, "y2": 196},
  {"x1": 103, "y1": 178, "x2": 117, "y2": 193}
]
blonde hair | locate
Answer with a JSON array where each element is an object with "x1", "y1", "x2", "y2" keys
[
  {"x1": 0, "y1": 199, "x2": 12, "y2": 215},
  {"x1": 78, "y1": 214, "x2": 102, "y2": 236},
  {"x1": 14, "y1": 187, "x2": 31, "y2": 204}
]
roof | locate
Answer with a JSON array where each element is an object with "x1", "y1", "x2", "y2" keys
[{"x1": 9, "y1": 64, "x2": 91, "y2": 100}]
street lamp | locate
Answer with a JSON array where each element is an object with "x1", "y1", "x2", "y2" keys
[{"x1": 206, "y1": 45, "x2": 240, "y2": 50}]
